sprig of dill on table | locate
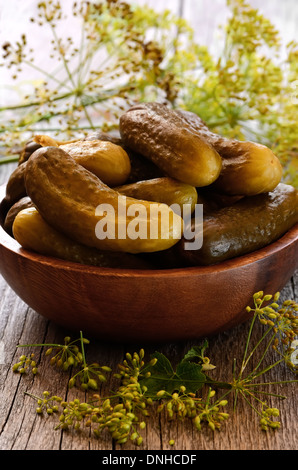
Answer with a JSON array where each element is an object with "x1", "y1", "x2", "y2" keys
[{"x1": 12, "y1": 291, "x2": 298, "y2": 447}]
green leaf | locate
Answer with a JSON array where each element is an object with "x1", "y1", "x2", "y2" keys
[
  {"x1": 175, "y1": 361, "x2": 206, "y2": 393},
  {"x1": 140, "y1": 351, "x2": 206, "y2": 396},
  {"x1": 152, "y1": 351, "x2": 174, "y2": 377},
  {"x1": 182, "y1": 340, "x2": 209, "y2": 363}
]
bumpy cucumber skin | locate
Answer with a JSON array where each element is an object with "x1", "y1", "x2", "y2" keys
[
  {"x1": 24, "y1": 146, "x2": 183, "y2": 254},
  {"x1": 18, "y1": 140, "x2": 42, "y2": 165},
  {"x1": 119, "y1": 103, "x2": 222, "y2": 187},
  {"x1": 12, "y1": 207, "x2": 153, "y2": 269},
  {"x1": 116, "y1": 177, "x2": 198, "y2": 213},
  {"x1": 5, "y1": 162, "x2": 27, "y2": 205},
  {"x1": 176, "y1": 109, "x2": 283, "y2": 196},
  {"x1": 175, "y1": 183, "x2": 298, "y2": 266},
  {"x1": 4, "y1": 196, "x2": 34, "y2": 236}
]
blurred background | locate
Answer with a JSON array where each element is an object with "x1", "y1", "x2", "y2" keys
[
  {"x1": 1, "y1": 0, "x2": 297, "y2": 104},
  {"x1": 0, "y1": 0, "x2": 297, "y2": 184}
]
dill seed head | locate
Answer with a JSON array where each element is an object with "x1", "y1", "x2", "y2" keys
[{"x1": 87, "y1": 379, "x2": 98, "y2": 390}]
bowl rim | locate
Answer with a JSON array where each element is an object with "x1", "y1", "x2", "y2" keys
[{"x1": 1, "y1": 183, "x2": 297, "y2": 278}]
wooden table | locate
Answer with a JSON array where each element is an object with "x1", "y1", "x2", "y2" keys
[{"x1": 0, "y1": 162, "x2": 297, "y2": 451}]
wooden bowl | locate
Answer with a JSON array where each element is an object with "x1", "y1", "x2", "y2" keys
[{"x1": 0, "y1": 183, "x2": 297, "y2": 343}]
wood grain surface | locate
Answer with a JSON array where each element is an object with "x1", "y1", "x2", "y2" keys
[{"x1": 0, "y1": 163, "x2": 297, "y2": 451}]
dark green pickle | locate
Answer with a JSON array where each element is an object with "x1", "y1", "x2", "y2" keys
[
  {"x1": 169, "y1": 183, "x2": 298, "y2": 267},
  {"x1": 119, "y1": 103, "x2": 222, "y2": 187}
]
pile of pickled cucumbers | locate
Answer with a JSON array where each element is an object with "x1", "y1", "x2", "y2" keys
[{"x1": 3, "y1": 103, "x2": 298, "y2": 268}]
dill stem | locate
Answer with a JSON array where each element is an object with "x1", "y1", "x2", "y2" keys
[
  {"x1": 77, "y1": 42, "x2": 96, "y2": 86},
  {"x1": 81, "y1": 102, "x2": 95, "y2": 129},
  {"x1": 24, "y1": 392, "x2": 42, "y2": 401},
  {"x1": 249, "y1": 358, "x2": 284, "y2": 380},
  {"x1": 248, "y1": 333, "x2": 279, "y2": 379},
  {"x1": 242, "y1": 327, "x2": 276, "y2": 378},
  {"x1": 22, "y1": 59, "x2": 73, "y2": 91},
  {"x1": 233, "y1": 389, "x2": 239, "y2": 412},
  {"x1": 0, "y1": 91, "x2": 74, "y2": 112},
  {"x1": 17, "y1": 343, "x2": 66, "y2": 348},
  {"x1": 79, "y1": 331, "x2": 87, "y2": 368},
  {"x1": 0, "y1": 155, "x2": 19, "y2": 165},
  {"x1": 50, "y1": 23, "x2": 76, "y2": 90},
  {"x1": 242, "y1": 387, "x2": 268, "y2": 410},
  {"x1": 77, "y1": 17, "x2": 86, "y2": 90},
  {"x1": 244, "y1": 390, "x2": 287, "y2": 400},
  {"x1": 239, "y1": 389, "x2": 263, "y2": 417},
  {"x1": 239, "y1": 313, "x2": 258, "y2": 378},
  {"x1": 245, "y1": 379, "x2": 298, "y2": 387},
  {"x1": 16, "y1": 126, "x2": 95, "y2": 133},
  {"x1": 206, "y1": 118, "x2": 231, "y2": 128}
]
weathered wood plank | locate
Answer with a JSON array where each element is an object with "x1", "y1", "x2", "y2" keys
[{"x1": 0, "y1": 270, "x2": 297, "y2": 450}]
